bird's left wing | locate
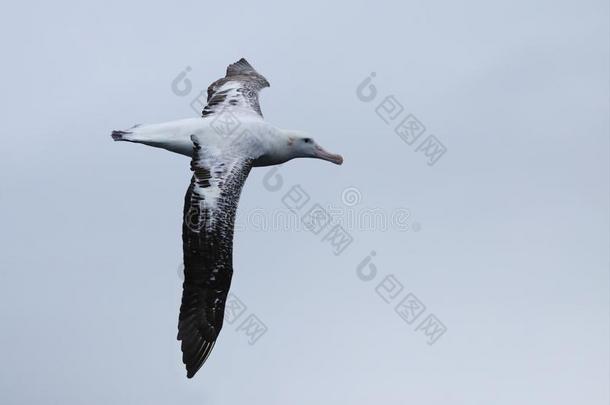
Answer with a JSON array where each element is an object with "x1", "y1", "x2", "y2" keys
[
  {"x1": 202, "y1": 58, "x2": 270, "y2": 118},
  {"x1": 178, "y1": 135, "x2": 253, "y2": 378}
]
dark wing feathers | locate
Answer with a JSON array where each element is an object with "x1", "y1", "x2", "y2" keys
[
  {"x1": 179, "y1": 59, "x2": 263, "y2": 378},
  {"x1": 202, "y1": 58, "x2": 270, "y2": 118},
  {"x1": 178, "y1": 136, "x2": 252, "y2": 378},
  {"x1": 225, "y1": 58, "x2": 265, "y2": 78}
]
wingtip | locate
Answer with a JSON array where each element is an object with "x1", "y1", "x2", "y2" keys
[
  {"x1": 235, "y1": 57, "x2": 251, "y2": 67},
  {"x1": 186, "y1": 363, "x2": 202, "y2": 379},
  {"x1": 227, "y1": 58, "x2": 260, "y2": 77}
]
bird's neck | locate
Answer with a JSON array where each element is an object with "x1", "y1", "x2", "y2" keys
[{"x1": 252, "y1": 129, "x2": 296, "y2": 167}]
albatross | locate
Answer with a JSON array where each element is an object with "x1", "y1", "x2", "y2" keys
[{"x1": 111, "y1": 58, "x2": 343, "y2": 378}]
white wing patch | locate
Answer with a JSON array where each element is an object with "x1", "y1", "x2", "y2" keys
[
  {"x1": 194, "y1": 154, "x2": 240, "y2": 211},
  {"x1": 189, "y1": 135, "x2": 252, "y2": 231}
]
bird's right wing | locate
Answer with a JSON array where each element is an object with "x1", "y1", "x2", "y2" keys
[
  {"x1": 178, "y1": 135, "x2": 252, "y2": 378},
  {"x1": 202, "y1": 58, "x2": 270, "y2": 118}
]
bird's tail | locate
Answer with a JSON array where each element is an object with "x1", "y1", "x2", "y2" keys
[
  {"x1": 111, "y1": 130, "x2": 132, "y2": 141},
  {"x1": 111, "y1": 124, "x2": 141, "y2": 142}
]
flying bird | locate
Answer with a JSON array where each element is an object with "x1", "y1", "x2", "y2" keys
[{"x1": 111, "y1": 58, "x2": 343, "y2": 378}]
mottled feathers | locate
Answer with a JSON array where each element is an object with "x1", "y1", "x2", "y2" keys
[
  {"x1": 178, "y1": 134, "x2": 253, "y2": 378},
  {"x1": 202, "y1": 58, "x2": 270, "y2": 118}
]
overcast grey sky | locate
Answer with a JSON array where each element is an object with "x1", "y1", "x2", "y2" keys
[{"x1": 0, "y1": 0, "x2": 608, "y2": 404}]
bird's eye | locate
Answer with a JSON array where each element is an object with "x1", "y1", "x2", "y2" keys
[{"x1": 303, "y1": 138, "x2": 312, "y2": 144}]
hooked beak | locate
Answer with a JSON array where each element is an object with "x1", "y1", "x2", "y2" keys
[{"x1": 314, "y1": 145, "x2": 344, "y2": 165}]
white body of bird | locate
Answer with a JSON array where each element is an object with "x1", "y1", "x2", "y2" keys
[{"x1": 113, "y1": 116, "x2": 341, "y2": 167}]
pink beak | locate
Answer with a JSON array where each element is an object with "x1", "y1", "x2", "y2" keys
[{"x1": 314, "y1": 145, "x2": 344, "y2": 165}]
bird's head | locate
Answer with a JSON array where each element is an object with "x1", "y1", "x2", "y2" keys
[{"x1": 284, "y1": 131, "x2": 343, "y2": 165}]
